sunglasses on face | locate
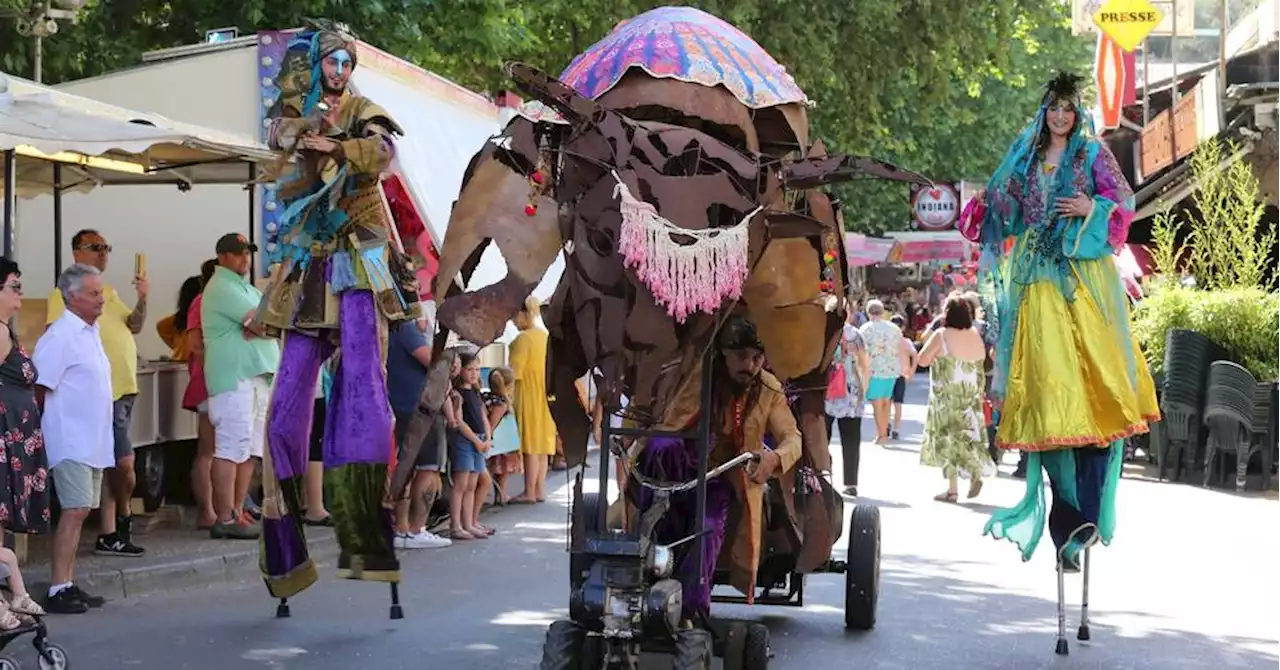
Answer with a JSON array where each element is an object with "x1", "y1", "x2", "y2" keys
[
  {"x1": 2, "y1": 282, "x2": 21, "y2": 295},
  {"x1": 77, "y1": 243, "x2": 112, "y2": 253}
]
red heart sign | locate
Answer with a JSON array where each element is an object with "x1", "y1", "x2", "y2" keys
[{"x1": 928, "y1": 188, "x2": 942, "y2": 199}]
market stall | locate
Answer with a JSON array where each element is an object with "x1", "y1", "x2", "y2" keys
[{"x1": 2, "y1": 70, "x2": 273, "y2": 510}]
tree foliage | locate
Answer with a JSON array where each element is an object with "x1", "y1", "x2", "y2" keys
[
  {"x1": 1, "y1": 0, "x2": 1092, "y2": 233},
  {"x1": 1184, "y1": 138, "x2": 1276, "y2": 290}
]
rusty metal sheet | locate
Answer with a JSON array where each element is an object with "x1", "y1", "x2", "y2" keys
[
  {"x1": 743, "y1": 239, "x2": 825, "y2": 379},
  {"x1": 435, "y1": 155, "x2": 561, "y2": 345},
  {"x1": 598, "y1": 73, "x2": 760, "y2": 152}
]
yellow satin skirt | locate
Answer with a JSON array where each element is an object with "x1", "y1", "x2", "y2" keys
[{"x1": 997, "y1": 257, "x2": 1160, "y2": 451}]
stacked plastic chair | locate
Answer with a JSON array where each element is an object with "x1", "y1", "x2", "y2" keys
[
  {"x1": 1158, "y1": 330, "x2": 1224, "y2": 481},
  {"x1": 1250, "y1": 382, "x2": 1277, "y2": 491},
  {"x1": 1201, "y1": 361, "x2": 1258, "y2": 490}
]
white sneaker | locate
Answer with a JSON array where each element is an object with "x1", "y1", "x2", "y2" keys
[{"x1": 411, "y1": 530, "x2": 452, "y2": 548}]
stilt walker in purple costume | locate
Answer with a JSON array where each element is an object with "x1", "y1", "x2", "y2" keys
[{"x1": 255, "y1": 19, "x2": 420, "y2": 619}]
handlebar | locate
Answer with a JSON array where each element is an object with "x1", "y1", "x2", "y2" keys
[{"x1": 638, "y1": 451, "x2": 762, "y2": 494}]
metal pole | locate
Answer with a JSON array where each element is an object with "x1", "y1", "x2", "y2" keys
[
  {"x1": 1142, "y1": 40, "x2": 1151, "y2": 125},
  {"x1": 248, "y1": 163, "x2": 257, "y2": 277},
  {"x1": 52, "y1": 163, "x2": 62, "y2": 281},
  {"x1": 1171, "y1": 0, "x2": 1180, "y2": 104},
  {"x1": 692, "y1": 347, "x2": 714, "y2": 596},
  {"x1": 33, "y1": 36, "x2": 42, "y2": 83},
  {"x1": 2, "y1": 150, "x2": 14, "y2": 259},
  {"x1": 1218, "y1": 0, "x2": 1229, "y2": 97},
  {"x1": 32, "y1": 0, "x2": 48, "y2": 83}
]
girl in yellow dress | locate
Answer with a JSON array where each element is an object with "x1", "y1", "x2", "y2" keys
[
  {"x1": 509, "y1": 297, "x2": 557, "y2": 503},
  {"x1": 963, "y1": 73, "x2": 1160, "y2": 569}
]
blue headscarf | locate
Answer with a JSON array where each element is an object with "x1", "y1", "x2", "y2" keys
[
  {"x1": 270, "y1": 28, "x2": 357, "y2": 270},
  {"x1": 977, "y1": 72, "x2": 1097, "y2": 400}
]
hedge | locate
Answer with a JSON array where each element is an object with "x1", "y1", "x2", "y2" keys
[{"x1": 1132, "y1": 284, "x2": 1280, "y2": 382}]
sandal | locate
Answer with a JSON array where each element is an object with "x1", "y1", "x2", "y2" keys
[
  {"x1": 967, "y1": 479, "x2": 984, "y2": 499},
  {"x1": 304, "y1": 515, "x2": 335, "y2": 527},
  {"x1": 0, "y1": 601, "x2": 24, "y2": 631},
  {"x1": 9, "y1": 594, "x2": 45, "y2": 617},
  {"x1": 933, "y1": 491, "x2": 958, "y2": 503},
  {"x1": 451, "y1": 528, "x2": 477, "y2": 541}
]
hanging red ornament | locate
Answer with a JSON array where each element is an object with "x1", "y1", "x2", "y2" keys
[
  {"x1": 531, "y1": 170, "x2": 545, "y2": 185},
  {"x1": 524, "y1": 203, "x2": 538, "y2": 216}
]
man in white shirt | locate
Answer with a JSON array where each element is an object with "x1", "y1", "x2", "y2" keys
[{"x1": 34, "y1": 264, "x2": 116, "y2": 615}]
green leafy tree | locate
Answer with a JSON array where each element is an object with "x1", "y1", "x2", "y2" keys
[
  {"x1": 1147, "y1": 207, "x2": 1186, "y2": 281},
  {"x1": 1184, "y1": 138, "x2": 1276, "y2": 290},
  {"x1": 2, "y1": 0, "x2": 1092, "y2": 235}
]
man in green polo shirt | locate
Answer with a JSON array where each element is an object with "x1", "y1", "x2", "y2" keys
[{"x1": 202, "y1": 233, "x2": 279, "y2": 539}]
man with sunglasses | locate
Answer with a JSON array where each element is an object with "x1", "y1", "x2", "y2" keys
[{"x1": 46, "y1": 229, "x2": 147, "y2": 558}]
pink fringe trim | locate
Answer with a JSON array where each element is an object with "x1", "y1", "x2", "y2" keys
[{"x1": 613, "y1": 173, "x2": 758, "y2": 322}]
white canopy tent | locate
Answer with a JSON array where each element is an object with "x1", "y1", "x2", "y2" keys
[{"x1": 1, "y1": 70, "x2": 273, "y2": 266}]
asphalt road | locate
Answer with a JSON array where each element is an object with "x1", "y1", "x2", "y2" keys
[{"x1": 20, "y1": 378, "x2": 1279, "y2": 670}]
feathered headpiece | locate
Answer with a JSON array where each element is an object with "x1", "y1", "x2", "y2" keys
[{"x1": 1042, "y1": 71, "x2": 1085, "y2": 107}]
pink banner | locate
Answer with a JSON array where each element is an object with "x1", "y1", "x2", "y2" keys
[
  {"x1": 845, "y1": 234, "x2": 895, "y2": 267},
  {"x1": 887, "y1": 239, "x2": 970, "y2": 264}
]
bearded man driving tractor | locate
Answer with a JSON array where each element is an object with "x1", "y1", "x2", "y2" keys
[{"x1": 633, "y1": 315, "x2": 802, "y2": 625}]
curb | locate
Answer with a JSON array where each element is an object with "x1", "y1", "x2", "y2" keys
[
  {"x1": 32, "y1": 535, "x2": 341, "y2": 601},
  {"x1": 27, "y1": 470, "x2": 548, "y2": 600},
  {"x1": 28, "y1": 484, "x2": 528, "y2": 600}
]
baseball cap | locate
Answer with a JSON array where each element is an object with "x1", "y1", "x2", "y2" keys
[{"x1": 215, "y1": 233, "x2": 258, "y2": 254}]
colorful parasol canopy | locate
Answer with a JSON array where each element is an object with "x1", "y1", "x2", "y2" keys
[{"x1": 559, "y1": 6, "x2": 807, "y2": 110}]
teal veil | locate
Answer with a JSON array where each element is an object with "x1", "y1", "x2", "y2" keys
[
  {"x1": 976, "y1": 72, "x2": 1102, "y2": 401},
  {"x1": 978, "y1": 73, "x2": 1127, "y2": 562}
]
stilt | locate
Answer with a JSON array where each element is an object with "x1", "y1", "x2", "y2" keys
[
  {"x1": 1055, "y1": 557, "x2": 1069, "y2": 655},
  {"x1": 389, "y1": 582, "x2": 404, "y2": 620},
  {"x1": 1077, "y1": 547, "x2": 1092, "y2": 641},
  {"x1": 276, "y1": 598, "x2": 291, "y2": 618}
]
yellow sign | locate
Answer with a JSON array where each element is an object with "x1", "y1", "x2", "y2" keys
[{"x1": 1093, "y1": 0, "x2": 1163, "y2": 52}]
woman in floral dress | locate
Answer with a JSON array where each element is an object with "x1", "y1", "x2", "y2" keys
[
  {"x1": 0, "y1": 259, "x2": 50, "y2": 536},
  {"x1": 918, "y1": 295, "x2": 992, "y2": 502}
]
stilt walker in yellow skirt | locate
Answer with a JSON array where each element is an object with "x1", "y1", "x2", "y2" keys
[{"x1": 960, "y1": 73, "x2": 1160, "y2": 655}]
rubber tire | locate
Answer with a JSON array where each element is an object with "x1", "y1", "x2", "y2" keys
[
  {"x1": 38, "y1": 643, "x2": 70, "y2": 670},
  {"x1": 844, "y1": 504, "x2": 881, "y2": 631},
  {"x1": 743, "y1": 623, "x2": 770, "y2": 670},
  {"x1": 672, "y1": 629, "x2": 713, "y2": 670},
  {"x1": 578, "y1": 634, "x2": 603, "y2": 670},
  {"x1": 540, "y1": 620, "x2": 586, "y2": 670},
  {"x1": 570, "y1": 492, "x2": 602, "y2": 589},
  {"x1": 0, "y1": 655, "x2": 20, "y2": 670},
  {"x1": 722, "y1": 622, "x2": 747, "y2": 670},
  {"x1": 134, "y1": 446, "x2": 166, "y2": 514}
]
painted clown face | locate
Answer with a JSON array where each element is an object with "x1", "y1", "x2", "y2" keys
[
  {"x1": 321, "y1": 49, "x2": 354, "y2": 93},
  {"x1": 1045, "y1": 97, "x2": 1077, "y2": 139}
]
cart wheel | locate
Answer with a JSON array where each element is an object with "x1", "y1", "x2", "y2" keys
[
  {"x1": 578, "y1": 634, "x2": 603, "y2": 670},
  {"x1": 0, "y1": 655, "x2": 20, "y2": 670},
  {"x1": 539, "y1": 620, "x2": 586, "y2": 670},
  {"x1": 844, "y1": 504, "x2": 881, "y2": 631},
  {"x1": 135, "y1": 446, "x2": 166, "y2": 514},
  {"x1": 37, "y1": 643, "x2": 69, "y2": 670},
  {"x1": 722, "y1": 622, "x2": 747, "y2": 669},
  {"x1": 743, "y1": 623, "x2": 770, "y2": 670},
  {"x1": 569, "y1": 492, "x2": 602, "y2": 590},
  {"x1": 672, "y1": 629, "x2": 713, "y2": 670}
]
